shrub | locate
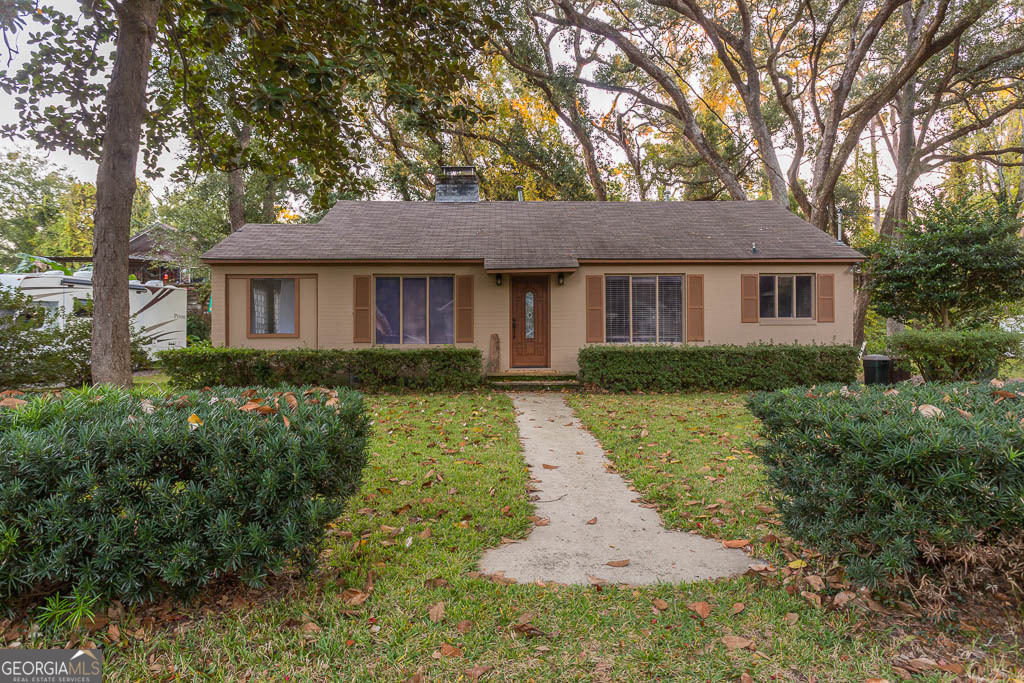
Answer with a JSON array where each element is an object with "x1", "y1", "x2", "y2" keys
[
  {"x1": 748, "y1": 382, "x2": 1024, "y2": 607},
  {"x1": 158, "y1": 346, "x2": 483, "y2": 391},
  {"x1": 0, "y1": 287, "x2": 149, "y2": 389},
  {"x1": 0, "y1": 384, "x2": 369, "y2": 604},
  {"x1": 865, "y1": 196, "x2": 1024, "y2": 328},
  {"x1": 886, "y1": 328, "x2": 1022, "y2": 382},
  {"x1": 577, "y1": 344, "x2": 859, "y2": 392}
]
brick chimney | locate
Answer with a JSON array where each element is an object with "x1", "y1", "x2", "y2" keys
[{"x1": 434, "y1": 166, "x2": 479, "y2": 202}]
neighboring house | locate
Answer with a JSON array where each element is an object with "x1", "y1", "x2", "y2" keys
[
  {"x1": 202, "y1": 167, "x2": 863, "y2": 374},
  {"x1": 44, "y1": 222, "x2": 198, "y2": 285}
]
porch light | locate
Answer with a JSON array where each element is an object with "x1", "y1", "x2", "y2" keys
[
  {"x1": 495, "y1": 274, "x2": 503, "y2": 286},
  {"x1": 557, "y1": 273, "x2": 565, "y2": 285}
]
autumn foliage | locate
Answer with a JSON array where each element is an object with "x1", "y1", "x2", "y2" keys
[
  {"x1": 0, "y1": 384, "x2": 368, "y2": 604},
  {"x1": 749, "y1": 382, "x2": 1024, "y2": 609}
]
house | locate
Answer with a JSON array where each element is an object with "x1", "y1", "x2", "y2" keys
[{"x1": 201, "y1": 167, "x2": 863, "y2": 374}]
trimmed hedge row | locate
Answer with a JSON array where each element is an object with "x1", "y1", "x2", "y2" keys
[
  {"x1": 577, "y1": 344, "x2": 859, "y2": 391},
  {"x1": 886, "y1": 327, "x2": 1022, "y2": 381},
  {"x1": 0, "y1": 384, "x2": 369, "y2": 603},
  {"x1": 158, "y1": 346, "x2": 483, "y2": 391},
  {"x1": 748, "y1": 382, "x2": 1024, "y2": 601}
]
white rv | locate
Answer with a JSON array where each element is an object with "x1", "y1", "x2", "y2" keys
[{"x1": 0, "y1": 270, "x2": 187, "y2": 357}]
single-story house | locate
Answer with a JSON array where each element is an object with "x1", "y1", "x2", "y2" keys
[{"x1": 202, "y1": 167, "x2": 863, "y2": 374}]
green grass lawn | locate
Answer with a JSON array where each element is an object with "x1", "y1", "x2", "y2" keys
[{"x1": 75, "y1": 391, "x2": 1006, "y2": 682}]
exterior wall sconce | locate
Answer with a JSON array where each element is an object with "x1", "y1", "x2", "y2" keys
[
  {"x1": 495, "y1": 274, "x2": 503, "y2": 286},
  {"x1": 557, "y1": 273, "x2": 565, "y2": 285}
]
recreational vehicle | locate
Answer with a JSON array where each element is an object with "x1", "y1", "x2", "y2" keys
[{"x1": 0, "y1": 270, "x2": 187, "y2": 356}]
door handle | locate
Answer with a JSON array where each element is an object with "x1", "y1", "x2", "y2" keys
[{"x1": 512, "y1": 318, "x2": 517, "y2": 335}]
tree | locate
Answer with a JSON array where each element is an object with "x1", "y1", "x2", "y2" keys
[
  {"x1": 867, "y1": 197, "x2": 1024, "y2": 328},
  {"x1": 3, "y1": 0, "x2": 493, "y2": 386},
  {"x1": 0, "y1": 149, "x2": 74, "y2": 269}
]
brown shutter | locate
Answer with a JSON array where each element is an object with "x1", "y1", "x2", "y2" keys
[
  {"x1": 455, "y1": 275, "x2": 474, "y2": 342},
  {"x1": 586, "y1": 275, "x2": 604, "y2": 343},
  {"x1": 741, "y1": 274, "x2": 759, "y2": 323},
  {"x1": 353, "y1": 275, "x2": 371, "y2": 343},
  {"x1": 817, "y1": 273, "x2": 835, "y2": 323},
  {"x1": 686, "y1": 274, "x2": 704, "y2": 342}
]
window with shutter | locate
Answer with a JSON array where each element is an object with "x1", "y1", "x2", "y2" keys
[
  {"x1": 455, "y1": 275, "x2": 474, "y2": 342},
  {"x1": 585, "y1": 275, "x2": 604, "y2": 342},
  {"x1": 686, "y1": 274, "x2": 704, "y2": 342},
  {"x1": 741, "y1": 274, "x2": 758, "y2": 322},
  {"x1": 353, "y1": 275, "x2": 371, "y2": 343},
  {"x1": 604, "y1": 275, "x2": 685, "y2": 343},
  {"x1": 817, "y1": 274, "x2": 835, "y2": 322}
]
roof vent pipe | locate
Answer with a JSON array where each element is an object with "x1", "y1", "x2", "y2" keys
[{"x1": 515, "y1": 185, "x2": 524, "y2": 202}]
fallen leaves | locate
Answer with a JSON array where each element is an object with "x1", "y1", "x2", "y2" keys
[
  {"x1": 722, "y1": 539, "x2": 750, "y2": 549},
  {"x1": 541, "y1": 463, "x2": 559, "y2": 470},
  {"x1": 455, "y1": 620, "x2": 473, "y2": 634},
  {"x1": 434, "y1": 643, "x2": 463, "y2": 658},
  {"x1": 465, "y1": 665, "x2": 493, "y2": 680},
  {"x1": 585, "y1": 517, "x2": 597, "y2": 525},
  {"x1": 686, "y1": 601, "x2": 712, "y2": 619},
  {"x1": 341, "y1": 588, "x2": 369, "y2": 606},
  {"x1": 605, "y1": 559, "x2": 630, "y2": 567},
  {"x1": 914, "y1": 404, "x2": 943, "y2": 418},
  {"x1": 730, "y1": 602, "x2": 745, "y2": 615},
  {"x1": 0, "y1": 397, "x2": 27, "y2": 410},
  {"x1": 721, "y1": 635, "x2": 753, "y2": 651},
  {"x1": 652, "y1": 598, "x2": 669, "y2": 610},
  {"x1": 428, "y1": 602, "x2": 445, "y2": 623}
]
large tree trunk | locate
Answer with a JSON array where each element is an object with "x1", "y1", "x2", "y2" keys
[
  {"x1": 261, "y1": 176, "x2": 276, "y2": 222},
  {"x1": 228, "y1": 124, "x2": 252, "y2": 231},
  {"x1": 91, "y1": 0, "x2": 162, "y2": 387}
]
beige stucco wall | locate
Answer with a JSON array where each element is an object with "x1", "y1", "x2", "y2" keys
[{"x1": 210, "y1": 261, "x2": 856, "y2": 374}]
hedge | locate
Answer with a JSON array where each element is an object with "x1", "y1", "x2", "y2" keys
[
  {"x1": 0, "y1": 384, "x2": 369, "y2": 604},
  {"x1": 886, "y1": 327, "x2": 1022, "y2": 382},
  {"x1": 158, "y1": 346, "x2": 483, "y2": 391},
  {"x1": 577, "y1": 344, "x2": 859, "y2": 391},
  {"x1": 748, "y1": 382, "x2": 1024, "y2": 604}
]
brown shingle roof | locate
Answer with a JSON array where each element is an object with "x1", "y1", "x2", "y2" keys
[{"x1": 201, "y1": 200, "x2": 863, "y2": 268}]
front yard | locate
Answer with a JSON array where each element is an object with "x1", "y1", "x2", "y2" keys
[{"x1": 48, "y1": 390, "x2": 1011, "y2": 681}]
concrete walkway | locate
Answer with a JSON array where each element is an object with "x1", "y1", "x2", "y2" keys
[{"x1": 480, "y1": 393, "x2": 752, "y2": 585}]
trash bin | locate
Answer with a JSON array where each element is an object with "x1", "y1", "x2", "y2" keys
[{"x1": 863, "y1": 354, "x2": 892, "y2": 385}]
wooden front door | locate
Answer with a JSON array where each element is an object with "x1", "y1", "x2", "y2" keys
[{"x1": 510, "y1": 276, "x2": 550, "y2": 367}]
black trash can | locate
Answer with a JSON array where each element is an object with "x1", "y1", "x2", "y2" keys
[{"x1": 863, "y1": 354, "x2": 892, "y2": 385}]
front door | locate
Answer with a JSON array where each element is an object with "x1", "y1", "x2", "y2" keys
[{"x1": 510, "y1": 276, "x2": 550, "y2": 368}]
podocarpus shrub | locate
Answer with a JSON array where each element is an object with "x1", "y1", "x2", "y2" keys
[
  {"x1": 577, "y1": 344, "x2": 859, "y2": 392},
  {"x1": 748, "y1": 382, "x2": 1024, "y2": 606},
  {"x1": 0, "y1": 384, "x2": 369, "y2": 603},
  {"x1": 158, "y1": 346, "x2": 483, "y2": 391},
  {"x1": 886, "y1": 328, "x2": 1022, "y2": 381}
]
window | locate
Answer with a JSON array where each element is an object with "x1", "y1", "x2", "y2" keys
[
  {"x1": 759, "y1": 275, "x2": 814, "y2": 319},
  {"x1": 250, "y1": 278, "x2": 297, "y2": 335},
  {"x1": 605, "y1": 275, "x2": 684, "y2": 343},
  {"x1": 375, "y1": 276, "x2": 454, "y2": 344}
]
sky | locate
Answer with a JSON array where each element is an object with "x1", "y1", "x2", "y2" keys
[
  {"x1": 1, "y1": 2, "x2": 904, "y2": 209},
  {"x1": 1, "y1": 0, "x2": 182, "y2": 192}
]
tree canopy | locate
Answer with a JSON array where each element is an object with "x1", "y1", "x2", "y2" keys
[{"x1": 867, "y1": 197, "x2": 1024, "y2": 328}]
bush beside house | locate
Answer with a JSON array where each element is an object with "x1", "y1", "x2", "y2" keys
[
  {"x1": 0, "y1": 384, "x2": 369, "y2": 604},
  {"x1": 159, "y1": 346, "x2": 483, "y2": 392},
  {"x1": 886, "y1": 328, "x2": 1021, "y2": 382},
  {"x1": 578, "y1": 344, "x2": 859, "y2": 392},
  {"x1": 748, "y1": 382, "x2": 1024, "y2": 607}
]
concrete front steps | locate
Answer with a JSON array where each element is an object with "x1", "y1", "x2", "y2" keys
[{"x1": 487, "y1": 375, "x2": 581, "y2": 392}]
